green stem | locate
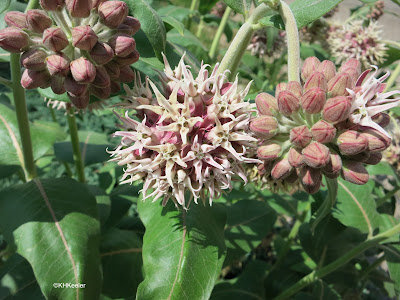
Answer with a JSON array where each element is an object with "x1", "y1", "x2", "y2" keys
[
  {"x1": 384, "y1": 62, "x2": 400, "y2": 92},
  {"x1": 0, "y1": 76, "x2": 13, "y2": 89},
  {"x1": 66, "y1": 109, "x2": 85, "y2": 183},
  {"x1": 217, "y1": 3, "x2": 271, "y2": 79},
  {"x1": 209, "y1": 7, "x2": 232, "y2": 60},
  {"x1": 278, "y1": 1, "x2": 300, "y2": 82},
  {"x1": 187, "y1": 0, "x2": 200, "y2": 30},
  {"x1": 196, "y1": 16, "x2": 205, "y2": 38},
  {"x1": 10, "y1": 53, "x2": 37, "y2": 181},
  {"x1": 273, "y1": 223, "x2": 400, "y2": 300},
  {"x1": 359, "y1": 255, "x2": 386, "y2": 282},
  {"x1": 376, "y1": 185, "x2": 400, "y2": 207},
  {"x1": 25, "y1": 0, "x2": 40, "y2": 11}
]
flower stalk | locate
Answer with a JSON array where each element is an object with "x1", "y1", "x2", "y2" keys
[
  {"x1": 10, "y1": 53, "x2": 37, "y2": 181},
  {"x1": 273, "y1": 222, "x2": 400, "y2": 300},
  {"x1": 209, "y1": 6, "x2": 232, "y2": 60},
  {"x1": 67, "y1": 109, "x2": 85, "y2": 183}
]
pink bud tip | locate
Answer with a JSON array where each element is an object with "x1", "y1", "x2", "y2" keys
[
  {"x1": 311, "y1": 120, "x2": 336, "y2": 143},
  {"x1": 287, "y1": 81, "x2": 303, "y2": 98},
  {"x1": 72, "y1": 25, "x2": 98, "y2": 51},
  {"x1": 301, "y1": 57, "x2": 321, "y2": 81},
  {"x1": 339, "y1": 59, "x2": 361, "y2": 74},
  {"x1": 118, "y1": 17, "x2": 141, "y2": 35},
  {"x1": 257, "y1": 143, "x2": 281, "y2": 161},
  {"x1": 109, "y1": 34, "x2": 136, "y2": 57},
  {"x1": 66, "y1": 0, "x2": 92, "y2": 18},
  {"x1": 327, "y1": 73, "x2": 353, "y2": 97},
  {"x1": 288, "y1": 147, "x2": 305, "y2": 168},
  {"x1": 118, "y1": 66, "x2": 135, "y2": 83},
  {"x1": 300, "y1": 166, "x2": 322, "y2": 194},
  {"x1": 322, "y1": 96, "x2": 352, "y2": 124},
  {"x1": 20, "y1": 48, "x2": 47, "y2": 71},
  {"x1": 317, "y1": 60, "x2": 336, "y2": 82},
  {"x1": 341, "y1": 160, "x2": 369, "y2": 185},
  {"x1": 0, "y1": 27, "x2": 30, "y2": 53},
  {"x1": 43, "y1": 28, "x2": 69, "y2": 52},
  {"x1": 46, "y1": 53, "x2": 70, "y2": 77},
  {"x1": 271, "y1": 158, "x2": 292, "y2": 180},
  {"x1": 5, "y1": 12, "x2": 27, "y2": 29},
  {"x1": 90, "y1": 42, "x2": 114, "y2": 65},
  {"x1": 250, "y1": 116, "x2": 278, "y2": 139},
  {"x1": 337, "y1": 130, "x2": 369, "y2": 155},
  {"x1": 40, "y1": 0, "x2": 65, "y2": 11},
  {"x1": 290, "y1": 125, "x2": 312, "y2": 148},
  {"x1": 21, "y1": 69, "x2": 50, "y2": 89},
  {"x1": 70, "y1": 57, "x2": 96, "y2": 84},
  {"x1": 255, "y1": 92, "x2": 278, "y2": 116},
  {"x1": 301, "y1": 88, "x2": 326, "y2": 114},
  {"x1": 302, "y1": 141, "x2": 330, "y2": 168},
  {"x1": 322, "y1": 151, "x2": 342, "y2": 178},
  {"x1": 98, "y1": 1, "x2": 129, "y2": 28},
  {"x1": 304, "y1": 72, "x2": 327, "y2": 92},
  {"x1": 360, "y1": 128, "x2": 391, "y2": 153},
  {"x1": 26, "y1": 9, "x2": 52, "y2": 33},
  {"x1": 275, "y1": 82, "x2": 287, "y2": 98},
  {"x1": 277, "y1": 91, "x2": 300, "y2": 116}
]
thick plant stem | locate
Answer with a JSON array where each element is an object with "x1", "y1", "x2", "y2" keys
[
  {"x1": 25, "y1": 0, "x2": 40, "y2": 11},
  {"x1": 385, "y1": 62, "x2": 400, "y2": 92},
  {"x1": 10, "y1": 53, "x2": 37, "y2": 181},
  {"x1": 67, "y1": 109, "x2": 85, "y2": 183},
  {"x1": 217, "y1": 4, "x2": 270, "y2": 79},
  {"x1": 209, "y1": 7, "x2": 232, "y2": 60},
  {"x1": 273, "y1": 223, "x2": 400, "y2": 300},
  {"x1": 279, "y1": 1, "x2": 300, "y2": 82}
]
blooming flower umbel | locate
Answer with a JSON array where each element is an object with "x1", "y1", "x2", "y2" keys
[
  {"x1": 0, "y1": 0, "x2": 140, "y2": 109},
  {"x1": 251, "y1": 57, "x2": 400, "y2": 194},
  {"x1": 109, "y1": 55, "x2": 259, "y2": 208}
]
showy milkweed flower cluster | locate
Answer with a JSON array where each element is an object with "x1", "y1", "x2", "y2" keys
[
  {"x1": 0, "y1": 0, "x2": 140, "y2": 109},
  {"x1": 109, "y1": 55, "x2": 259, "y2": 208},
  {"x1": 327, "y1": 20, "x2": 387, "y2": 68},
  {"x1": 251, "y1": 57, "x2": 400, "y2": 194}
]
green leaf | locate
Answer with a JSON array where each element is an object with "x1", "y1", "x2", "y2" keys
[
  {"x1": 224, "y1": 200, "x2": 276, "y2": 264},
  {"x1": 333, "y1": 179, "x2": 380, "y2": 235},
  {"x1": 384, "y1": 244, "x2": 400, "y2": 294},
  {"x1": 210, "y1": 260, "x2": 269, "y2": 299},
  {"x1": 137, "y1": 201, "x2": 226, "y2": 300},
  {"x1": 199, "y1": 0, "x2": 219, "y2": 15},
  {"x1": 167, "y1": 28, "x2": 208, "y2": 52},
  {"x1": 0, "y1": 103, "x2": 65, "y2": 166},
  {"x1": 157, "y1": 5, "x2": 192, "y2": 23},
  {"x1": 161, "y1": 15, "x2": 185, "y2": 35},
  {"x1": 101, "y1": 228, "x2": 143, "y2": 298},
  {"x1": 165, "y1": 41, "x2": 201, "y2": 74},
  {"x1": 0, "y1": 178, "x2": 102, "y2": 299},
  {"x1": 259, "y1": 0, "x2": 343, "y2": 29},
  {"x1": 223, "y1": 0, "x2": 252, "y2": 15},
  {"x1": 125, "y1": 0, "x2": 166, "y2": 59}
]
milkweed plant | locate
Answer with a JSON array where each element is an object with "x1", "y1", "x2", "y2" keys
[{"x1": 0, "y1": 0, "x2": 400, "y2": 299}]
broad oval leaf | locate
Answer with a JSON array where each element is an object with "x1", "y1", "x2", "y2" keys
[
  {"x1": 0, "y1": 178, "x2": 102, "y2": 299},
  {"x1": 332, "y1": 179, "x2": 380, "y2": 235},
  {"x1": 161, "y1": 15, "x2": 185, "y2": 35},
  {"x1": 223, "y1": 0, "x2": 251, "y2": 15},
  {"x1": 125, "y1": 0, "x2": 166, "y2": 60},
  {"x1": 259, "y1": 0, "x2": 343, "y2": 29},
  {"x1": 137, "y1": 201, "x2": 226, "y2": 300}
]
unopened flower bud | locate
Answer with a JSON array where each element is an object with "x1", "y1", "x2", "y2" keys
[
  {"x1": 50, "y1": 76, "x2": 66, "y2": 94},
  {"x1": 110, "y1": 80, "x2": 121, "y2": 94},
  {"x1": 311, "y1": 120, "x2": 336, "y2": 143},
  {"x1": 277, "y1": 91, "x2": 300, "y2": 116},
  {"x1": 26, "y1": 10, "x2": 52, "y2": 33},
  {"x1": 339, "y1": 58, "x2": 361, "y2": 74},
  {"x1": 70, "y1": 57, "x2": 96, "y2": 84},
  {"x1": 68, "y1": 92, "x2": 90, "y2": 109},
  {"x1": 346, "y1": 151, "x2": 370, "y2": 163},
  {"x1": 284, "y1": 169, "x2": 299, "y2": 184},
  {"x1": 104, "y1": 60, "x2": 121, "y2": 79},
  {"x1": 5, "y1": 12, "x2": 27, "y2": 29},
  {"x1": 109, "y1": 34, "x2": 136, "y2": 57},
  {"x1": 288, "y1": 147, "x2": 305, "y2": 168},
  {"x1": 327, "y1": 73, "x2": 352, "y2": 97},
  {"x1": 322, "y1": 151, "x2": 342, "y2": 178},
  {"x1": 337, "y1": 130, "x2": 368, "y2": 155},
  {"x1": 322, "y1": 96, "x2": 352, "y2": 124},
  {"x1": 72, "y1": 26, "x2": 98, "y2": 51},
  {"x1": 301, "y1": 88, "x2": 326, "y2": 114},
  {"x1": 40, "y1": 0, "x2": 65, "y2": 11},
  {"x1": 90, "y1": 42, "x2": 114, "y2": 65},
  {"x1": 304, "y1": 72, "x2": 327, "y2": 92},
  {"x1": 46, "y1": 53, "x2": 70, "y2": 77},
  {"x1": 302, "y1": 141, "x2": 330, "y2": 168},
  {"x1": 20, "y1": 48, "x2": 47, "y2": 71},
  {"x1": 341, "y1": 67, "x2": 359, "y2": 85},
  {"x1": 364, "y1": 152, "x2": 382, "y2": 165},
  {"x1": 255, "y1": 93, "x2": 278, "y2": 116},
  {"x1": 118, "y1": 66, "x2": 135, "y2": 83},
  {"x1": 257, "y1": 143, "x2": 281, "y2": 161},
  {"x1": 21, "y1": 69, "x2": 50, "y2": 89},
  {"x1": 301, "y1": 56, "x2": 320, "y2": 81},
  {"x1": 92, "y1": 65, "x2": 111, "y2": 87},
  {"x1": 92, "y1": 0, "x2": 106, "y2": 8},
  {"x1": 43, "y1": 28, "x2": 69, "y2": 52},
  {"x1": 114, "y1": 50, "x2": 140, "y2": 66},
  {"x1": 66, "y1": 0, "x2": 91, "y2": 18},
  {"x1": 65, "y1": 76, "x2": 88, "y2": 96},
  {"x1": 287, "y1": 81, "x2": 302, "y2": 98},
  {"x1": 271, "y1": 158, "x2": 292, "y2": 180},
  {"x1": 360, "y1": 128, "x2": 391, "y2": 152},
  {"x1": 89, "y1": 84, "x2": 111, "y2": 99},
  {"x1": 275, "y1": 82, "x2": 287, "y2": 97},
  {"x1": 250, "y1": 116, "x2": 278, "y2": 139},
  {"x1": 317, "y1": 60, "x2": 336, "y2": 82},
  {"x1": 98, "y1": 1, "x2": 128, "y2": 28},
  {"x1": 290, "y1": 125, "x2": 312, "y2": 148},
  {"x1": 372, "y1": 113, "x2": 390, "y2": 128},
  {"x1": 341, "y1": 160, "x2": 369, "y2": 185},
  {"x1": 118, "y1": 17, "x2": 141, "y2": 35},
  {"x1": 300, "y1": 166, "x2": 322, "y2": 194},
  {"x1": 0, "y1": 27, "x2": 30, "y2": 53}
]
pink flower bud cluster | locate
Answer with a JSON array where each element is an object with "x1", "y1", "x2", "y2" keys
[
  {"x1": 327, "y1": 20, "x2": 387, "y2": 68},
  {"x1": 0, "y1": 0, "x2": 140, "y2": 109},
  {"x1": 251, "y1": 57, "x2": 400, "y2": 194},
  {"x1": 109, "y1": 55, "x2": 260, "y2": 208}
]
